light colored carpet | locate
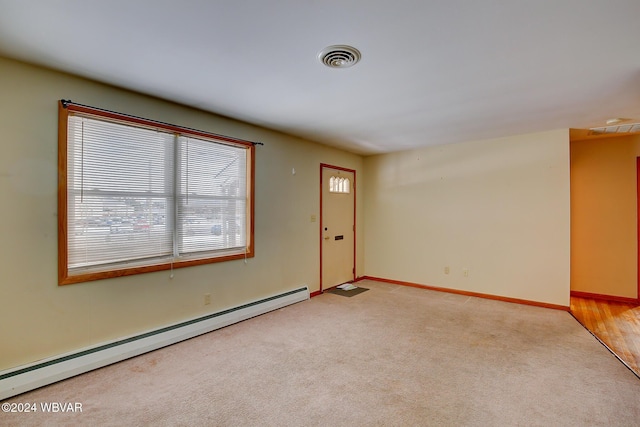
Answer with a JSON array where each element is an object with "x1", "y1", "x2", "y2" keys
[{"x1": 2, "y1": 280, "x2": 639, "y2": 426}]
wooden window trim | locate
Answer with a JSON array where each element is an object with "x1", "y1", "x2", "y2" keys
[{"x1": 58, "y1": 101, "x2": 255, "y2": 285}]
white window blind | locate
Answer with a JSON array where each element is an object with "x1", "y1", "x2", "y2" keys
[
  {"x1": 176, "y1": 136, "x2": 247, "y2": 256},
  {"x1": 65, "y1": 111, "x2": 251, "y2": 278}
]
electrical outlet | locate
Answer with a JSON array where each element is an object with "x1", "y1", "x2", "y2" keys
[
  {"x1": 204, "y1": 293, "x2": 211, "y2": 305},
  {"x1": 444, "y1": 266, "x2": 450, "y2": 274},
  {"x1": 463, "y1": 268, "x2": 469, "y2": 277},
  {"x1": 311, "y1": 214, "x2": 316, "y2": 222}
]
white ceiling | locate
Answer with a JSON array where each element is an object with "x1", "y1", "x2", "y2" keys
[{"x1": 0, "y1": 0, "x2": 639, "y2": 155}]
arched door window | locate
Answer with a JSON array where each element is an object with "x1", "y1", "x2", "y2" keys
[{"x1": 329, "y1": 176, "x2": 350, "y2": 194}]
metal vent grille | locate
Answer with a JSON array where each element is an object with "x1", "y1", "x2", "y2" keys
[
  {"x1": 589, "y1": 123, "x2": 640, "y2": 135},
  {"x1": 319, "y1": 45, "x2": 361, "y2": 68}
]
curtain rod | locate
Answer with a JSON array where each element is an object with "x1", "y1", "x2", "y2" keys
[{"x1": 60, "y1": 99, "x2": 264, "y2": 146}]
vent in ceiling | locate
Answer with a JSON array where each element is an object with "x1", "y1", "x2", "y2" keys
[
  {"x1": 589, "y1": 123, "x2": 640, "y2": 135},
  {"x1": 319, "y1": 45, "x2": 361, "y2": 68}
]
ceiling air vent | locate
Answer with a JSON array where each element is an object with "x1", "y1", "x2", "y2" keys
[
  {"x1": 589, "y1": 123, "x2": 640, "y2": 135},
  {"x1": 319, "y1": 45, "x2": 361, "y2": 68}
]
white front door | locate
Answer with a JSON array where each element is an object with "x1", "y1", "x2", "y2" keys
[{"x1": 321, "y1": 165, "x2": 355, "y2": 291}]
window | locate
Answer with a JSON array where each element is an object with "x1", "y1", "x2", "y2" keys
[
  {"x1": 329, "y1": 176, "x2": 350, "y2": 193},
  {"x1": 58, "y1": 101, "x2": 255, "y2": 285}
]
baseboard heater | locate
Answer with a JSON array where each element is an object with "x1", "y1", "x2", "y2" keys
[{"x1": 0, "y1": 286, "x2": 309, "y2": 401}]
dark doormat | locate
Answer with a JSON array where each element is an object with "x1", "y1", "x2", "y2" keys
[{"x1": 326, "y1": 287, "x2": 369, "y2": 297}]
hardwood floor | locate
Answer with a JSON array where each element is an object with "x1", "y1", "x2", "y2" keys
[{"x1": 570, "y1": 296, "x2": 640, "y2": 377}]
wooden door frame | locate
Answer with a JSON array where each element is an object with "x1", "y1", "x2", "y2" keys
[
  {"x1": 637, "y1": 157, "x2": 640, "y2": 303},
  {"x1": 317, "y1": 163, "x2": 356, "y2": 296}
]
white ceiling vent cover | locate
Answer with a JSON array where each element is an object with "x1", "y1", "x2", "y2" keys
[
  {"x1": 319, "y1": 45, "x2": 361, "y2": 68},
  {"x1": 589, "y1": 123, "x2": 640, "y2": 135}
]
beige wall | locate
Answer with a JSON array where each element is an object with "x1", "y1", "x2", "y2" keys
[
  {"x1": 363, "y1": 130, "x2": 571, "y2": 306},
  {"x1": 0, "y1": 57, "x2": 363, "y2": 370},
  {"x1": 570, "y1": 135, "x2": 640, "y2": 299}
]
